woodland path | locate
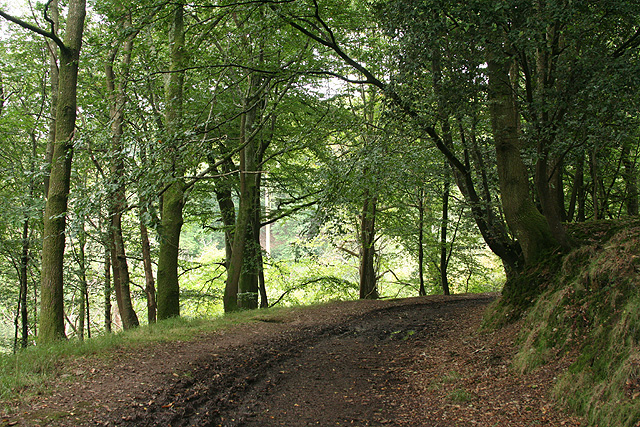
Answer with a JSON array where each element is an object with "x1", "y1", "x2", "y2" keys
[{"x1": 7, "y1": 294, "x2": 585, "y2": 426}]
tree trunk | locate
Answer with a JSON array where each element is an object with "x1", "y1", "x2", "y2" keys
[
  {"x1": 534, "y1": 150, "x2": 569, "y2": 247},
  {"x1": 531, "y1": 25, "x2": 569, "y2": 248},
  {"x1": 359, "y1": 193, "x2": 378, "y2": 300},
  {"x1": 38, "y1": 0, "x2": 86, "y2": 343},
  {"x1": 139, "y1": 210, "x2": 157, "y2": 323},
  {"x1": 590, "y1": 149, "x2": 600, "y2": 220},
  {"x1": 487, "y1": 57, "x2": 557, "y2": 265},
  {"x1": 237, "y1": 189, "x2": 261, "y2": 310},
  {"x1": 43, "y1": 1, "x2": 59, "y2": 199},
  {"x1": 258, "y1": 248, "x2": 268, "y2": 308},
  {"x1": 110, "y1": 211, "x2": 139, "y2": 329},
  {"x1": 157, "y1": 2, "x2": 186, "y2": 319},
  {"x1": 105, "y1": 13, "x2": 139, "y2": 329},
  {"x1": 224, "y1": 72, "x2": 264, "y2": 312},
  {"x1": 19, "y1": 219, "x2": 29, "y2": 348},
  {"x1": 77, "y1": 225, "x2": 87, "y2": 340},
  {"x1": 622, "y1": 141, "x2": 639, "y2": 216},
  {"x1": 157, "y1": 182, "x2": 184, "y2": 319},
  {"x1": 417, "y1": 189, "x2": 426, "y2": 297},
  {"x1": 211, "y1": 157, "x2": 237, "y2": 270},
  {"x1": 432, "y1": 48, "x2": 523, "y2": 275},
  {"x1": 104, "y1": 249, "x2": 112, "y2": 333},
  {"x1": 439, "y1": 166, "x2": 451, "y2": 296}
]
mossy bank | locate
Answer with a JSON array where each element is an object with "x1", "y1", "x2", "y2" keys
[{"x1": 488, "y1": 218, "x2": 640, "y2": 426}]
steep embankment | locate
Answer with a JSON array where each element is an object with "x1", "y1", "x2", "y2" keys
[{"x1": 493, "y1": 218, "x2": 640, "y2": 426}]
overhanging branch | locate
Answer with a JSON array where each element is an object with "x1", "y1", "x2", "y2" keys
[{"x1": 0, "y1": 8, "x2": 67, "y2": 53}]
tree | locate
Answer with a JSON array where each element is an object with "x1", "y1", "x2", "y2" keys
[
  {"x1": 105, "y1": 8, "x2": 140, "y2": 329},
  {"x1": 1, "y1": 0, "x2": 87, "y2": 342},
  {"x1": 157, "y1": 1, "x2": 186, "y2": 319}
]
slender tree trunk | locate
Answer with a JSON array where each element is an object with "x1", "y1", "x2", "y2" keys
[
  {"x1": 77, "y1": 225, "x2": 87, "y2": 340},
  {"x1": 18, "y1": 134, "x2": 38, "y2": 348},
  {"x1": 110, "y1": 212, "x2": 139, "y2": 329},
  {"x1": 85, "y1": 289, "x2": 91, "y2": 339},
  {"x1": 622, "y1": 141, "x2": 639, "y2": 216},
  {"x1": 157, "y1": 2, "x2": 186, "y2": 319},
  {"x1": 567, "y1": 154, "x2": 584, "y2": 222},
  {"x1": 105, "y1": 9, "x2": 139, "y2": 329},
  {"x1": 359, "y1": 193, "x2": 378, "y2": 300},
  {"x1": 551, "y1": 159, "x2": 567, "y2": 222},
  {"x1": 487, "y1": 57, "x2": 557, "y2": 265},
  {"x1": 44, "y1": 1, "x2": 59, "y2": 199},
  {"x1": 568, "y1": 153, "x2": 587, "y2": 222},
  {"x1": 590, "y1": 149, "x2": 600, "y2": 220},
  {"x1": 139, "y1": 211, "x2": 157, "y2": 323},
  {"x1": 211, "y1": 157, "x2": 237, "y2": 269},
  {"x1": 19, "y1": 219, "x2": 29, "y2": 348},
  {"x1": 258, "y1": 249, "x2": 268, "y2": 308},
  {"x1": 39, "y1": 0, "x2": 86, "y2": 343},
  {"x1": 417, "y1": 189, "x2": 426, "y2": 297},
  {"x1": 439, "y1": 165, "x2": 451, "y2": 296},
  {"x1": 104, "y1": 249, "x2": 112, "y2": 333}
]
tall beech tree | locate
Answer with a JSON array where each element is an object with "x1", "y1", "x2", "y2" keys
[
  {"x1": 157, "y1": 1, "x2": 186, "y2": 319},
  {"x1": 105, "y1": 9, "x2": 140, "y2": 329},
  {"x1": 1, "y1": 0, "x2": 87, "y2": 342}
]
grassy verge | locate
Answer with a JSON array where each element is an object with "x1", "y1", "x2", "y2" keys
[{"x1": 0, "y1": 306, "x2": 293, "y2": 406}]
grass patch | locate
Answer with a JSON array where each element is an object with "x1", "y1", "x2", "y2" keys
[
  {"x1": 441, "y1": 370, "x2": 463, "y2": 383},
  {"x1": 447, "y1": 388, "x2": 474, "y2": 403}
]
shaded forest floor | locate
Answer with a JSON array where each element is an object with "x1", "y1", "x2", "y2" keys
[{"x1": 4, "y1": 294, "x2": 585, "y2": 426}]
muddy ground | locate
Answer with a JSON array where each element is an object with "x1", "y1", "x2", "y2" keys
[{"x1": 4, "y1": 294, "x2": 584, "y2": 426}]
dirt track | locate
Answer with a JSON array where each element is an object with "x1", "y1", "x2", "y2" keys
[{"x1": 8, "y1": 294, "x2": 584, "y2": 426}]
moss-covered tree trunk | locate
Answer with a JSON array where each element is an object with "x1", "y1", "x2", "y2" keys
[
  {"x1": 36, "y1": 0, "x2": 86, "y2": 343},
  {"x1": 487, "y1": 57, "x2": 557, "y2": 265},
  {"x1": 431, "y1": 46, "x2": 523, "y2": 275},
  {"x1": 157, "y1": 2, "x2": 186, "y2": 319},
  {"x1": 224, "y1": 73, "x2": 262, "y2": 312},
  {"x1": 238, "y1": 173, "x2": 262, "y2": 310}
]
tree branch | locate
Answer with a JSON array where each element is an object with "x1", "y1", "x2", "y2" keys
[{"x1": 0, "y1": 8, "x2": 67, "y2": 52}]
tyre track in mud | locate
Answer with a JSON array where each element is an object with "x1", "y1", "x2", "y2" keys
[{"x1": 114, "y1": 295, "x2": 495, "y2": 427}]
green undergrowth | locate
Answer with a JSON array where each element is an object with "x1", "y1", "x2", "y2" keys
[
  {"x1": 489, "y1": 218, "x2": 640, "y2": 426},
  {"x1": 0, "y1": 305, "x2": 293, "y2": 407}
]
